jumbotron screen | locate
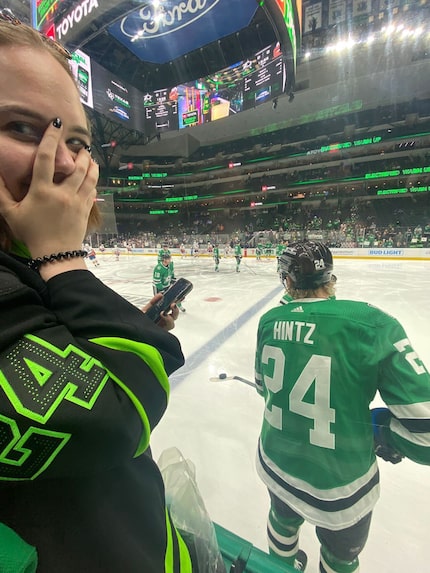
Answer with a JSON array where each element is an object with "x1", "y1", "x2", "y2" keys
[
  {"x1": 91, "y1": 60, "x2": 144, "y2": 132},
  {"x1": 242, "y1": 44, "x2": 284, "y2": 111},
  {"x1": 45, "y1": 38, "x2": 287, "y2": 134},
  {"x1": 142, "y1": 88, "x2": 179, "y2": 135},
  {"x1": 176, "y1": 42, "x2": 285, "y2": 129}
]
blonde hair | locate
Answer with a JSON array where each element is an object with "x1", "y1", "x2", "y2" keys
[
  {"x1": 0, "y1": 19, "x2": 73, "y2": 75},
  {"x1": 287, "y1": 282, "x2": 336, "y2": 300},
  {"x1": 0, "y1": 19, "x2": 101, "y2": 252}
]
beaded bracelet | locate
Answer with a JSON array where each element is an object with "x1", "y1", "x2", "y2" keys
[{"x1": 28, "y1": 250, "x2": 88, "y2": 271}]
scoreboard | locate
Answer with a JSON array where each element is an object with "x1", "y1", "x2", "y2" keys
[
  {"x1": 143, "y1": 88, "x2": 179, "y2": 135},
  {"x1": 65, "y1": 42, "x2": 286, "y2": 134},
  {"x1": 243, "y1": 45, "x2": 284, "y2": 111}
]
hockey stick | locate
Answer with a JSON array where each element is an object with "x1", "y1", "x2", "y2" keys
[{"x1": 209, "y1": 374, "x2": 256, "y2": 388}]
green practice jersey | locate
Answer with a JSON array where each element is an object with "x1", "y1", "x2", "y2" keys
[
  {"x1": 255, "y1": 298, "x2": 430, "y2": 530},
  {"x1": 276, "y1": 244, "x2": 285, "y2": 257},
  {"x1": 153, "y1": 262, "x2": 173, "y2": 293}
]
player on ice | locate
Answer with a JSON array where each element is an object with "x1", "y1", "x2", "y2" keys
[
  {"x1": 157, "y1": 243, "x2": 171, "y2": 263},
  {"x1": 86, "y1": 248, "x2": 100, "y2": 267},
  {"x1": 256, "y1": 242, "x2": 263, "y2": 261},
  {"x1": 213, "y1": 244, "x2": 220, "y2": 272},
  {"x1": 254, "y1": 240, "x2": 430, "y2": 572},
  {"x1": 153, "y1": 254, "x2": 186, "y2": 312},
  {"x1": 234, "y1": 243, "x2": 242, "y2": 272}
]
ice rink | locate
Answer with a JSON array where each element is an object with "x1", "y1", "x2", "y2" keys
[{"x1": 89, "y1": 252, "x2": 430, "y2": 572}]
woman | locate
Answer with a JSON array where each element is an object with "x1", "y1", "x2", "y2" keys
[{"x1": 0, "y1": 11, "x2": 192, "y2": 572}]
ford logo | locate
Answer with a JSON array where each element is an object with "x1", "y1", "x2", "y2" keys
[{"x1": 120, "y1": 0, "x2": 221, "y2": 40}]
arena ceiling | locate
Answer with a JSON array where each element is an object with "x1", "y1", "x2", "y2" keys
[
  {"x1": 8, "y1": 0, "x2": 281, "y2": 167},
  {"x1": 44, "y1": 0, "x2": 278, "y2": 93}
]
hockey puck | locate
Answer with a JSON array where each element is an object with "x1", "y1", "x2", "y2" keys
[{"x1": 219, "y1": 373, "x2": 227, "y2": 379}]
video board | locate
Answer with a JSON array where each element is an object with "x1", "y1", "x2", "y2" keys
[
  {"x1": 176, "y1": 65, "x2": 246, "y2": 129},
  {"x1": 91, "y1": 60, "x2": 144, "y2": 132},
  {"x1": 142, "y1": 88, "x2": 179, "y2": 135},
  {"x1": 70, "y1": 49, "x2": 94, "y2": 109},
  {"x1": 176, "y1": 43, "x2": 284, "y2": 128},
  {"x1": 243, "y1": 44, "x2": 285, "y2": 111},
  {"x1": 67, "y1": 41, "x2": 286, "y2": 135}
]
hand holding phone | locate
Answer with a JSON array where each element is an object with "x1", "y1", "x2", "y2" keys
[{"x1": 146, "y1": 278, "x2": 193, "y2": 323}]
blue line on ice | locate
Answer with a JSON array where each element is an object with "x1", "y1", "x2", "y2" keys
[{"x1": 170, "y1": 286, "x2": 282, "y2": 387}]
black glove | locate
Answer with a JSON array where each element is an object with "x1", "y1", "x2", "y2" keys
[{"x1": 371, "y1": 408, "x2": 404, "y2": 464}]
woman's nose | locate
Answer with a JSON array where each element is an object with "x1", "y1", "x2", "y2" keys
[{"x1": 53, "y1": 141, "x2": 76, "y2": 180}]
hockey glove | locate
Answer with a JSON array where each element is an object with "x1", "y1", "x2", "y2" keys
[{"x1": 371, "y1": 408, "x2": 404, "y2": 464}]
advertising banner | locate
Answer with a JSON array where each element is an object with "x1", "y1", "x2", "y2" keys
[
  {"x1": 329, "y1": 0, "x2": 347, "y2": 25},
  {"x1": 303, "y1": 1, "x2": 322, "y2": 33}
]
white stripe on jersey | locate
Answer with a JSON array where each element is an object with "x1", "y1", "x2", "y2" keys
[
  {"x1": 257, "y1": 442, "x2": 380, "y2": 530},
  {"x1": 389, "y1": 401, "x2": 430, "y2": 419},
  {"x1": 391, "y1": 418, "x2": 430, "y2": 447}
]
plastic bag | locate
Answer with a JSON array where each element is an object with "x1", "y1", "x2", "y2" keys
[{"x1": 158, "y1": 447, "x2": 226, "y2": 573}]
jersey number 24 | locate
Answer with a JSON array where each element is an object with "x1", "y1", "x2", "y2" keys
[{"x1": 262, "y1": 345, "x2": 335, "y2": 450}]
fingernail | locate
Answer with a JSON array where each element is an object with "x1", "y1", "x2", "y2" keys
[
  {"x1": 83, "y1": 144, "x2": 92, "y2": 153},
  {"x1": 52, "y1": 118, "x2": 62, "y2": 128}
]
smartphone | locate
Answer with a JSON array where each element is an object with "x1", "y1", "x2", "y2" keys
[{"x1": 146, "y1": 278, "x2": 193, "y2": 323}]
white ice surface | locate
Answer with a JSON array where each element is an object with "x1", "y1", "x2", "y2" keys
[{"x1": 89, "y1": 254, "x2": 430, "y2": 573}]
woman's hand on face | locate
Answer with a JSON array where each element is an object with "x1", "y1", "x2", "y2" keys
[
  {"x1": 0, "y1": 119, "x2": 98, "y2": 258},
  {"x1": 142, "y1": 293, "x2": 180, "y2": 332}
]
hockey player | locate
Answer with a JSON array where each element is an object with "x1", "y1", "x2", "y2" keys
[
  {"x1": 153, "y1": 253, "x2": 175, "y2": 295},
  {"x1": 153, "y1": 254, "x2": 186, "y2": 312},
  {"x1": 234, "y1": 243, "x2": 242, "y2": 272},
  {"x1": 255, "y1": 241, "x2": 430, "y2": 572},
  {"x1": 157, "y1": 243, "x2": 171, "y2": 264},
  {"x1": 213, "y1": 244, "x2": 220, "y2": 272},
  {"x1": 192, "y1": 240, "x2": 199, "y2": 258},
  {"x1": 86, "y1": 248, "x2": 100, "y2": 267},
  {"x1": 256, "y1": 242, "x2": 263, "y2": 261},
  {"x1": 275, "y1": 241, "x2": 285, "y2": 272}
]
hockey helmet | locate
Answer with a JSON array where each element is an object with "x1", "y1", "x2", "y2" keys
[{"x1": 279, "y1": 241, "x2": 333, "y2": 289}]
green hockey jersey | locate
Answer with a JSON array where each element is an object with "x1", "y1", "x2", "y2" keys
[
  {"x1": 255, "y1": 298, "x2": 430, "y2": 531},
  {"x1": 153, "y1": 262, "x2": 174, "y2": 293}
]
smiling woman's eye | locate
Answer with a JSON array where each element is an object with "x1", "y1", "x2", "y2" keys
[
  {"x1": 8, "y1": 122, "x2": 40, "y2": 140},
  {"x1": 67, "y1": 138, "x2": 90, "y2": 153}
]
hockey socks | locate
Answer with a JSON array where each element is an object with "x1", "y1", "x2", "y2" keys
[
  {"x1": 267, "y1": 507, "x2": 305, "y2": 569},
  {"x1": 320, "y1": 545, "x2": 359, "y2": 573}
]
